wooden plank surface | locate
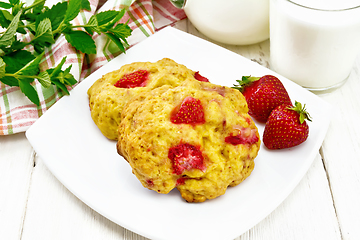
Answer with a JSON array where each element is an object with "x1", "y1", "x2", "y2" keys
[
  {"x1": 0, "y1": 133, "x2": 35, "y2": 240},
  {"x1": 319, "y1": 55, "x2": 360, "y2": 240},
  {"x1": 1, "y1": 18, "x2": 358, "y2": 240}
]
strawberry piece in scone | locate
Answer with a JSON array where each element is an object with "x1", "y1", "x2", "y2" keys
[
  {"x1": 194, "y1": 71, "x2": 209, "y2": 82},
  {"x1": 114, "y1": 70, "x2": 149, "y2": 88},
  {"x1": 225, "y1": 127, "x2": 259, "y2": 145},
  {"x1": 170, "y1": 96, "x2": 205, "y2": 125},
  {"x1": 168, "y1": 143, "x2": 206, "y2": 175}
]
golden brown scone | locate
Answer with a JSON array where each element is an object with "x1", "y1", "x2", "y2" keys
[
  {"x1": 117, "y1": 80, "x2": 260, "y2": 202},
  {"x1": 87, "y1": 58, "x2": 204, "y2": 140}
]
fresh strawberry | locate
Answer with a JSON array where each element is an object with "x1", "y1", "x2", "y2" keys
[
  {"x1": 170, "y1": 96, "x2": 205, "y2": 125},
  {"x1": 194, "y1": 71, "x2": 209, "y2": 82},
  {"x1": 168, "y1": 143, "x2": 206, "y2": 175},
  {"x1": 233, "y1": 75, "x2": 291, "y2": 122},
  {"x1": 114, "y1": 70, "x2": 149, "y2": 88},
  {"x1": 263, "y1": 101, "x2": 311, "y2": 149}
]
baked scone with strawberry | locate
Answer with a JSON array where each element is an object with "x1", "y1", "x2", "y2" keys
[
  {"x1": 117, "y1": 80, "x2": 260, "y2": 202},
  {"x1": 87, "y1": 58, "x2": 209, "y2": 140}
]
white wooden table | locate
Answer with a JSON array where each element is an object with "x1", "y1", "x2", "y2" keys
[{"x1": 1, "y1": 19, "x2": 360, "y2": 240}]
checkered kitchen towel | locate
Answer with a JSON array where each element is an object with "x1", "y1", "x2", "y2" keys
[{"x1": 0, "y1": 0, "x2": 186, "y2": 135}]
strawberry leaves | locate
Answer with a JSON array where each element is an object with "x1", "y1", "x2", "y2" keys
[
  {"x1": 232, "y1": 76, "x2": 261, "y2": 93},
  {"x1": 0, "y1": 0, "x2": 132, "y2": 105},
  {"x1": 288, "y1": 101, "x2": 312, "y2": 124}
]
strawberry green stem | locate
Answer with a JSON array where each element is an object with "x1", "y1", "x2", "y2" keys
[
  {"x1": 288, "y1": 101, "x2": 312, "y2": 124},
  {"x1": 232, "y1": 76, "x2": 260, "y2": 92}
]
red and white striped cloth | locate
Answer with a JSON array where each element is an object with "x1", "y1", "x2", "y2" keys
[{"x1": 0, "y1": 0, "x2": 186, "y2": 135}]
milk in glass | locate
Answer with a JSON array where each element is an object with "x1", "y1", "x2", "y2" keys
[
  {"x1": 270, "y1": 0, "x2": 360, "y2": 91},
  {"x1": 184, "y1": 0, "x2": 269, "y2": 45}
]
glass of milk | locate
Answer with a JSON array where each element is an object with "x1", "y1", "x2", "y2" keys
[
  {"x1": 182, "y1": 0, "x2": 270, "y2": 45},
  {"x1": 270, "y1": 0, "x2": 360, "y2": 92}
]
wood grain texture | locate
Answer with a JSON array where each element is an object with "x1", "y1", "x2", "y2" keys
[
  {"x1": 0, "y1": 133, "x2": 35, "y2": 240},
  {"x1": 319, "y1": 55, "x2": 360, "y2": 240}
]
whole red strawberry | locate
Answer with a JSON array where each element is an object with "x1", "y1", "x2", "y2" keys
[
  {"x1": 263, "y1": 101, "x2": 311, "y2": 149},
  {"x1": 114, "y1": 70, "x2": 149, "y2": 88},
  {"x1": 233, "y1": 75, "x2": 291, "y2": 122},
  {"x1": 170, "y1": 96, "x2": 205, "y2": 125}
]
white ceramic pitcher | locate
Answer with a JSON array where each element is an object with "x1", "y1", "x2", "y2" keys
[{"x1": 170, "y1": 0, "x2": 269, "y2": 45}]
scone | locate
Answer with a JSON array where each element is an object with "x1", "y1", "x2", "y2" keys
[
  {"x1": 87, "y1": 58, "x2": 208, "y2": 140},
  {"x1": 117, "y1": 80, "x2": 261, "y2": 202}
]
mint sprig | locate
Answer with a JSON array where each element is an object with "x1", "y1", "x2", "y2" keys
[{"x1": 0, "y1": 0, "x2": 132, "y2": 106}]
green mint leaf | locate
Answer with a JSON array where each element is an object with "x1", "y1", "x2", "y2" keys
[
  {"x1": 108, "y1": 23, "x2": 132, "y2": 43},
  {"x1": 48, "y1": 64, "x2": 77, "y2": 95},
  {"x1": 81, "y1": 0, "x2": 91, "y2": 11},
  {"x1": 0, "y1": 50, "x2": 34, "y2": 87},
  {"x1": 1, "y1": 9, "x2": 12, "y2": 21},
  {"x1": 85, "y1": 10, "x2": 119, "y2": 35},
  {"x1": 86, "y1": 10, "x2": 128, "y2": 36},
  {"x1": 0, "y1": 10, "x2": 21, "y2": 47},
  {"x1": 2, "y1": 50, "x2": 35, "y2": 73},
  {"x1": 33, "y1": 43, "x2": 46, "y2": 54},
  {"x1": 46, "y1": 58, "x2": 77, "y2": 91},
  {"x1": 103, "y1": 9, "x2": 126, "y2": 30},
  {"x1": 37, "y1": 71, "x2": 51, "y2": 88},
  {"x1": 0, "y1": 75, "x2": 18, "y2": 86},
  {"x1": 0, "y1": 10, "x2": 12, "y2": 29},
  {"x1": 64, "y1": 0, "x2": 81, "y2": 22},
  {"x1": 11, "y1": 3, "x2": 24, "y2": 16},
  {"x1": 0, "y1": 2, "x2": 12, "y2": 9},
  {"x1": 16, "y1": 20, "x2": 26, "y2": 34},
  {"x1": 0, "y1": 57, "x2": 5, "y2": 78},
  {"x1": 84, "y1": 15, "x2": 97, "y2": 34},
  {"x1": 19, "y1": 80, "x2": 40, "y2": 106},
  {"x1": 23, "y1": 0, "x2": 46, "y2": 13},
  {"x1": 104, "y1": 32, "x2": 125, "y2": 53},
  {"x1": 56, "y1": 71, "x2": 69, "y2": 85},
  {"x1": 169, "y1": 0, "x2": 185, "y2": 9},
  {"x1": 35, "y1": 18, "x2": 55, "y2": 44},
  {"x1": 37, "y1": 2, "x2": 67, "y2": 31},
  {"x1": 9, "y1": 0, "x2": 20, "y2": 5},
  {"x1": 16, "y1": 52, "x2": 44, "y2": 76},
  {"x1": 48, "y1": 57, "x2": 66, "y2": 79},
  {"x1": 52, "y1": 79, "x2": 70, "y2": 95},
  {"x1": 64, "y1": 30, "x2": 96, "y2": 54},
  {"x1": 25, "y1": 0, "x2": 46, "y2": 9},
  {"x1": 61, "y1": 65, "x2": 77, "y2": 85},
  {"x1": 95, "y1": 10, "x2": 119, "y2": 26}
]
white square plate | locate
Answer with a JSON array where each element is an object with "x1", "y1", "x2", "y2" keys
[{"x1": 26, "y1": 27, "x2": 332, "y2": 240}]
